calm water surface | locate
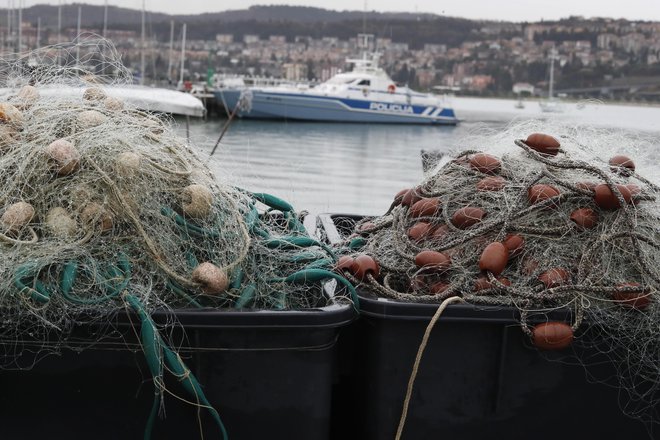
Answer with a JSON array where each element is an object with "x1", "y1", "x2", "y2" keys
[{"x1": 178, "y1": 99, "x2": 660, "y2": 217}]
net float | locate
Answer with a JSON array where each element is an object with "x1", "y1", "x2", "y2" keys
[
  {"x1": 80, "y1": 202, "x2": 113, "y2": 232},
  {"x1": 524, "y1": 133, "x2": 560, "y2": 156},
  {"x1": 0, "y1": 102, "x2": 24, "y2": 128},
  {"x1": 1, "y1": 201, "x2": 35, "y2": 233},
  {"x1": 473, "y1": 275, "x2": 511, "y2": 291},
  {"x1": 104, "y1": 96, "x2": 125, "y2": 111},
  {"x1": 70, "y1": 184, "x2": 94, "y2": 207},
  {"x1": 351, "y1": 254, "x2": 380, "y2": 281},
  {"x1": 409, "y1": 274, "x2": 427, "y2": 291},
  {"x1": 407, "y1": 221, "x2": 433, "y2": 242},
  {"x1": 77, "y1": 109, "x2": 107, "y2": 128},
  {"x1": 410, "y1": 198, "x2": 441, "y2": 218},
  {"x1": 593, "y1": 184, "x2": 632, "y2": 210},
  {"x1": 181, "y1": 184, "x2": 213, "y2": 218},
  {"x1": 430, "y1": 224, "x2": 450, "y2": 241},
  {"x1": 429, "y1": 281, "x2": 450, "y2": 294},
  {"x1": 356, "y1": 221, "x2": 376, "y2": 233},
  {"x1": 527, "y1": 184, "x2": 560, "y2": 207},
  {"x1": 83, "y1": 87, "x2": 107, "y2": 101},
  {"x1": 451, "y1": 207, "x2": 485, "y2": 229},
  {"x1": 503, "y1": 234, "x2": 524, "y2": 258},
  {"x1": 393, "y1": 188, "x2": 409, "y2": 206},
  {"x1": 192, "y1": 262, "x2": 229, "y2": 295},
  {"x1": 476, "y1": 176, "x2": 506, "y2": 191},
  {"x1": 469, "y1": 153, "x2": 501, "y2": 175},
  {"x1": 570, "y1": 208, "x2": 598, "y2": 229},
  {"x1": 479, "y1": 242, "x2": 508, "y2": 276},
  {"x1": 143, "y1": 117, "x2": 165, "y2": 136},
  {"x1": 16, "y1": 85, "x2": 39, "y2": 108},
  {"x1": 45, "y1": 207, "x2": 77, "y2": 238},
  {"x1": 575, "y1": 181, "x2": 597, "y2": 192},
  {"x1": 0, "y1": 125, "x2": 17, "y2": 150},
  {"x1": 115, "y1": 151, "x2": 142, "y2": 178},
  {"x1": 612, "y1": 282, "x2": 651, "y2": 310},
  {"x1": 45, "y1": 139, "x2": 81, "y2": 176},
  {"x1": 626, "y1": 184, "x2": 641, "y2": 205},
  {"x1": 538, "y1": 268, "x2": 570, "y2": 289},
  {"x1": 414, "y1": 250, "x2": 451, "y2": 273},
  {"x1": 532, "y1": 322, "x2": 574, "y2": 350},
  {"x1": 336, "y1": 255, "x2": 355, "y2": 272},
  {"x1": 609, "y1": 155, "x2": 635, "y2": 174},
  {"x1": 401, "y1": 187, "x2": 423, "y2": 207}
]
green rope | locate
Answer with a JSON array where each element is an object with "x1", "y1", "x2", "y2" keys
[
  {"x1": 234, "y1": 284, "x2": 256, "y2": 308},
  {"x1": 263, "y1": 236, "x2": 337, "y2": 261},
  {"x1": 270, "y1": 268, "x2": 359, "y2": 310},
  {"x1": 161, "y1": 206, "x2": 221, "y2": 239},
  {"x1": 14, "y1": 263, "x2": 51, "y2": 303},
  {"x1": 123, "y1": 293, "x2": 228, "y2": 440}
]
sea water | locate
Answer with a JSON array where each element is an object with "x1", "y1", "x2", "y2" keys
[{"x1": 181, "y1": 97, "x2": 660, "y2": 217}]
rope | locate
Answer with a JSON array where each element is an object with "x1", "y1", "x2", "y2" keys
[{"x1": 395, "y1": 295, "x2": 464, "y2": 440}]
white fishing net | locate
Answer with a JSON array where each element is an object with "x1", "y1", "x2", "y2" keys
[{"x1": 0, "y1": 39, "x2": 354, "y2": 438}]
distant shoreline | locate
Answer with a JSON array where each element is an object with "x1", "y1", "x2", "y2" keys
[{"x1": 446, "y1": 95, "x2": 660, "y2": 109}]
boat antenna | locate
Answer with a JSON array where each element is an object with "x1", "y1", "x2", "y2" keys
[
  {"x1": 103, "y1": 0, "x2": 108, "y2": 38},
  {"x1": 76, "y1": 5, "x2": 81, "y2": 65},
  {"x1": 140, "y1": 0, "x2": 145, "y2": 85},
  {"x1": 167, "y1": 20, "x2": 174, "y2": 84},
  {"x1": 362, "y1": 0, "x2": 367, "y2": 35},
  {"x1": 548, "y1": 46, "x2": 556, "y2": 100},
  {"x1": 179, "y1": 22, "x2": 187, "y2": 87}
]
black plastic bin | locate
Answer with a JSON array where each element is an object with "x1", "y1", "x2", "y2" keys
[
  {"x1": 0, "y1": 277, "x2": 354, "y2": 439},
  {"x1": 318, "y1": 213, "x2": 657, "y2": 440}
]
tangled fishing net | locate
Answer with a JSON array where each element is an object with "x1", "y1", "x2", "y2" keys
[
  {"x1": 332, "y1": 121, "x2": 660, "y2": 429},
  {"x1": 0, "y1": 39, "x2": 354, "y2": 438}
]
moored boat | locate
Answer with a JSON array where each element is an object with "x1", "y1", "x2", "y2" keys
[{"x1": 214, "y1": 41, "x2": 458, "y2": 125}]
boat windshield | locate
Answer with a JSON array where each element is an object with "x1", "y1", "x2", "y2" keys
[{"x1": 324, "y1": 76, "x2": 357, "y2": 85}]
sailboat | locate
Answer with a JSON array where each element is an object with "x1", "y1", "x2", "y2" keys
[{"x1": 539, "y1": 48, "x2": 564, "y2": 113}]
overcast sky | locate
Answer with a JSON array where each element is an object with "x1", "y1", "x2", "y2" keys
[{"x1": 14, "y1": 1, "x2": 660, "y2": 21}]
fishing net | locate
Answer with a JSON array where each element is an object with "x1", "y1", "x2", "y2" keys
[
  {"x1": 331, "y1": 120, "x2": 660, "y2": 429},
  {"x1": 0, "y1": 38, "x2": 354, "y2": 439}
]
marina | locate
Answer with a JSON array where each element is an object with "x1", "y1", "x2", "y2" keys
[{"x1": 0, "y1": 3, "x2": 659, "y2": 440}]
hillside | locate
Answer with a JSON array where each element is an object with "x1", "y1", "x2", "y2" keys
[{"x1": 4, "y1": 4, "x2": 483, "y2": 48}]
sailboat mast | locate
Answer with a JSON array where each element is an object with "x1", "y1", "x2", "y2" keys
[
  {"x1": 549, "y1": 48, "x2": 555, "y2": 100},
  {"x1": 76, "y1": 6, "x2": 81, "y2": 65},
  {"x1": 7, "y1": 1, "x2": 10, "y2": 53},
  {"x1": 57, "y1": 0, "x2": 61, "y2": 45},
  {"x1": 179, "y1": 22, "x2": 186, "y2": 87},
  {"x1": 17, "y1": 0, "x2": 21, "y2": 53},
  {"x1": 103, "y1": 0, "x2": 108, "y2": 38},
  {"x1": 167, "y1": 20, "x2": 174, "y2": 83},
  {"x1": 36, "y1": 17, "x2": 40, "y2": 49},
  {"x1": 140, "y1": 0, "x2": 145, "y2": 85}
]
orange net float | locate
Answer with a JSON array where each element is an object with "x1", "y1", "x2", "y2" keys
[{"x1": 532, "y1": 322, "x2": 574, "y2": 350}]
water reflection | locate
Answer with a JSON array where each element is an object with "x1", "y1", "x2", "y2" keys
[{"x1": 183, "y1": 119, "x2": 465, "y2": 216}]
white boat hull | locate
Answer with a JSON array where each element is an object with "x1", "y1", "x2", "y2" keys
[{"x1": 215, "y1": 89, "x2": 458, "y2": 125}]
